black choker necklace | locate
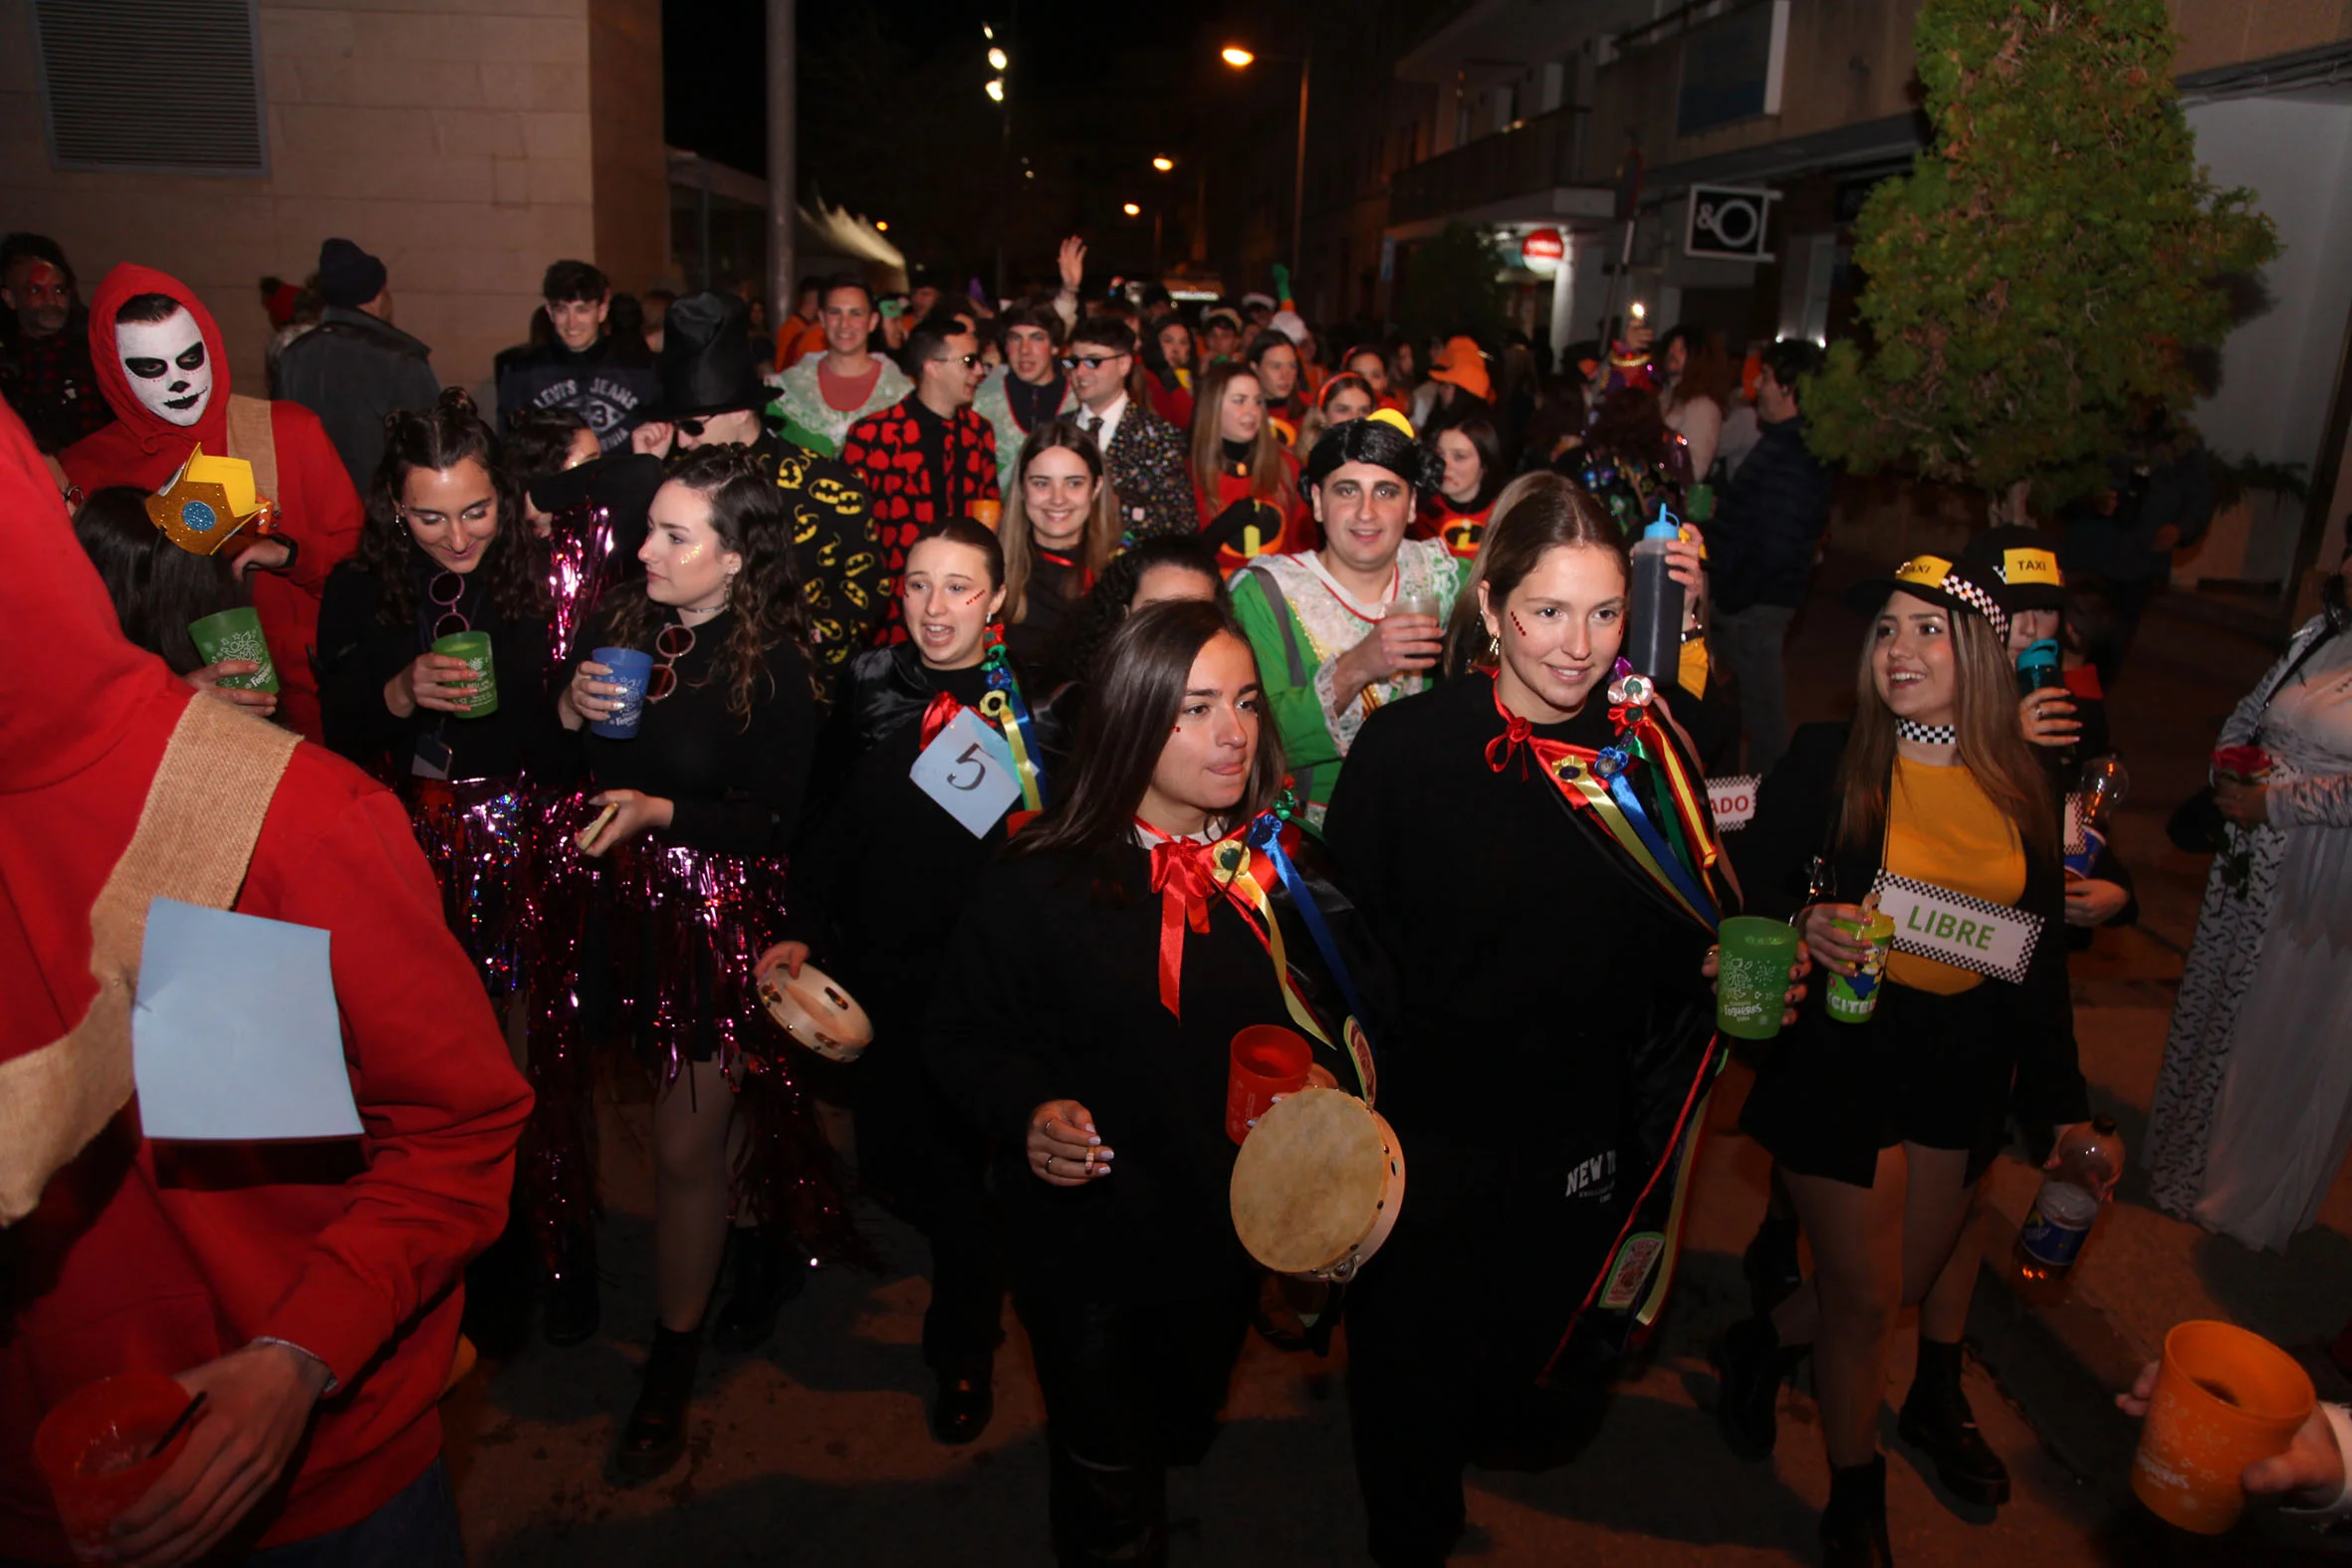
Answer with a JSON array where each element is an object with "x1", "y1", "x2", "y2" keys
[{"x1": 1896, "y1": 719, "x2": 1956, "y2": 746}]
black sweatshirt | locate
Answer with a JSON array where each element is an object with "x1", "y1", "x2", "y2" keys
[
  {"x1": 925, "y1": 839, "x2": 1360, "y2": 1302},
  {"x1": 1323, "y1": 675, "x2": 1719, "y2": 1166},
  {"x1": 316, "y1": 558, "x2": 563, "y2": 784},
  {"x1": 570, "y1": 601, "x2": 819, "y2": 857}
]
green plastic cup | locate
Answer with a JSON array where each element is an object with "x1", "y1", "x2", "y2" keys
[
  {"x1": 1686, "y1": 482, "x2": 1717, "y2": 523},
  {"x1": 431, "y1": 630, "x2": 498, "y2": 717},
  {"x1": 1717, "y1": 916, "x2": 1798, "y2": 1040},
  {"x1": 1825, "y1": 909, "x2": 1897, "y2": 1023},
  {"x1": 188, "y1": 606, "x2": 279, "y2": 693}
]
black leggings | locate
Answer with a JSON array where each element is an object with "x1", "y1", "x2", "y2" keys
[{"x1": 1014, "y1": 1286, "x2": 1254, "y2": 1568}]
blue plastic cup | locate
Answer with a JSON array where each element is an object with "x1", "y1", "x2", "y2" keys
[{"x1": 588, "y1": 646, "x2": 654, "y2": 738}]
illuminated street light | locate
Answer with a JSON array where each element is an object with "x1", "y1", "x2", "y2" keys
[
  {"x1": 875, "y1": 220, "x2": 889, "y2": 232},
  {"x1": 988, "y1": 46, "x2": 1008, "y2": 70},
  {"x1": 1122, "y1": 202, "x2": 1141, "y2": 217},
  {"x1": 1221, "y1": 45, "x2": 1254, "y2": 68},
  {"x1": 985, "y1": 77, "x2": 1005, "y2": 103},
  {"x1": 1152, "y1": 156, "x2": 1175, "y2": 172},
  {"x1": 982, "y1": 22, "x2": 994, "y2": 39}
]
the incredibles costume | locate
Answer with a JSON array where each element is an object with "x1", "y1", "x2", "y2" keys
[
  {"x1": 1323, "y1": 669, "x2": 1727, "y2": 1568},
  {"x1": 925, "y1": 801, "x2": 1393, "y2": 1568}
]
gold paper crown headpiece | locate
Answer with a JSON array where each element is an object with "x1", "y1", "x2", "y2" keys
[{"x1": 144, "y1": 447, "x2": 275, "y2": 556}]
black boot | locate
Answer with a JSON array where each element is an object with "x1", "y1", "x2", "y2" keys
[
  {"x1": 540, "y1": 1223, "x2": 600, "y2": 1348},
  {"x1": 1710, "y1": 1314, "x2": 1807, "y2": 1460},
  {"x1": 929, "y1": 1362, "x2": 995, "y2": 1447},
  {"x1": 617, "y1": 1324, "x2": 702, "y2": 1479},
  {"x1": 1743, "y1": 1212, "x2": 1804, "y2": 1319},
  {"x1": 1819, "y1": 1454, "x2": 1894, "y2": 1567},
  {"x1": 709, "y1": 1228, "x2": 809, "y2": 1353},
  {"x1": 1897, "y1": 1337, "x2": 2010, "y2": 1505}
]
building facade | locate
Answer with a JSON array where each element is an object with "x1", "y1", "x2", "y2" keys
[{"x1": 2, "y1": 0, "x2": 669, "y2": 392}]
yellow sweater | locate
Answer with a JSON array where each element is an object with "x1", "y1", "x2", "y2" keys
[{"x1": 1884, "y1": 757, "x2": 2026, "y2": 995}]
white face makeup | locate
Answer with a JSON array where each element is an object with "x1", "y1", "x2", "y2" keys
[{"x1": 117, "y1": 311, "x2": 212, "y2": 426}]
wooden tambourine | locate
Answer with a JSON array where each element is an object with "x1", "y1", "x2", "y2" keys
[
  {"x1": 757, "y1": 965, "x2": 873, "y2": 1063},
  {"x1": 1229, "y1": 1086, "x2": 1405, "y2": 1282}
]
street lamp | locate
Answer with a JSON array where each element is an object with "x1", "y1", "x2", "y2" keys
[
  {"x1": 985, "y1": 77, "x2": 1005, "y2": 103},
  {"x1": 1220, "y1": 42, "x2": 1311, "y2": 285},
  {"x1": 1122, "y1": 203, "x2": 1141, "y2": 217},
  {"x1": 1152, "y1": 155, "x2": 1175, "y2": 172},
  {"x1": 987, "y1": 46, "x2": 1008, "y2": 70}
]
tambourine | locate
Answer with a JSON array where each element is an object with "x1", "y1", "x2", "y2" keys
[
  {"x1": 1229, "y1": 1086, "x2": 1405, "y2": 1282},
  {"x1": 757, "y1": 965, "x2": 873, "y2": 1063}
]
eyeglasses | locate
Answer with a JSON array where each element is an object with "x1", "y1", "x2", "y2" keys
[
  {"x1": 646, "y1": 622, "x2": 695, "y2": 703},
  {"x1": 1060, "y1": 353, "x2": 1127, "y2": 371},
  {"x1": 428, "y1": 571, "x2": 469, "y2": 641},
  {"x1": 933, "y1": 353, "x2": 983, "y2": 368}
]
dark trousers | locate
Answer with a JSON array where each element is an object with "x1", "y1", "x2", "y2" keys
[
  {"x1": 1015, "y1": 1288, "x2": 1254, "y2": 1568},
  {"x1": 244, "y1": 1458, "x2": 463, "y2": 1568},
  {"x1": 1344, "y1": 1146, "x2": 1613, "y2": 1568},
  {"x1": 854, "y1": 1013, "x2": 1006, "y2": 1376}
]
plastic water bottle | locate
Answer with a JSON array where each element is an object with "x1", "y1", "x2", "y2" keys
[
  {"x1": 2014, "y1": 1116, "x2": 2123, "y2": 1282},
  {"x1": 1626, "y1": 514, "x2": 1685, "y2": 688}
]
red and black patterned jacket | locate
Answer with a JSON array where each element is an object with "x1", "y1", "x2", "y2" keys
[
  {"x1": 840, "y1": 397, "x2": 1000, "y2": 641},
  {"x1": 0, "y1": 308, "x2": 113, "y2": 454}
]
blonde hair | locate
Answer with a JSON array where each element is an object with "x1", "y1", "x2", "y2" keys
[
  {"x1": 1002, "y1": 417, "x2": 1119, "y2": 624},
  {"x1": 1836, "y1": 596, "x2": 2058, "y2": 861}
]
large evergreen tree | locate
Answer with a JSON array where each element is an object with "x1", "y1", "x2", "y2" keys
[{"x1": 1804, "y1": 0, "x2": 2278, "y2": 512}]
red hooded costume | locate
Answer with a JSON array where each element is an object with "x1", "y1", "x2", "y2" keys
[
  {"x1": 0, "y1": 397, "x2": 529, "y2": 1558},
  {"x1": 59, "y1": 264, "x2": 363, "y2": 744}
]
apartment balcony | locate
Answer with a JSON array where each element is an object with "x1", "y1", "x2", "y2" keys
[{"x1": 1388, "y1": 104, "x2": 1592, "y2": 227}]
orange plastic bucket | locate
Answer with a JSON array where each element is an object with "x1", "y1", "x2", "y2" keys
[{"x1": 2130, "y1": 1319, "x2": 2315, "y2": 1533}]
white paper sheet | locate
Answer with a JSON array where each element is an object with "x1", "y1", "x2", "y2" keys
[{"x1": 131, "y1": 898, "x2": 362, "y2": 1140}]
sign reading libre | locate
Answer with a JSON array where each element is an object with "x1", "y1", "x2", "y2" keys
[{"x1": 1869, "y1": 869, "x2": 2043, "y2": 984}]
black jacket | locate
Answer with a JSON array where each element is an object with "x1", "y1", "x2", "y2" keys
[
  {"x1": 275, "y1": 307, "x2": 443, "y2": 494},
  {"x1": 1707, "y1": 413, "x2": 1834, "y2": 614},
  {"x1": 1729, "y1": 721, "x2": 2089, "y2": 1128}
]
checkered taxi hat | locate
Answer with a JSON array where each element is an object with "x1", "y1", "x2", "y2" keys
[{"x1": 1845, "y1": 553, "x2": 2011, "y2": 643}]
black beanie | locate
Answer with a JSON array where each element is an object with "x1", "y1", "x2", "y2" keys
[{"x1": 317, "y1": 238, "x2": 386, "y2": 310}]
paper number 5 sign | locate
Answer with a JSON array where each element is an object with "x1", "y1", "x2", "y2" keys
[{"x1": 910, "y1": 709, "x2": 1021, "y2": 837}]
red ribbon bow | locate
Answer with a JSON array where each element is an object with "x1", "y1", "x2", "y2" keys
[
  {"x1": 1484, "y1": 679, "x2": 1535, "y2": 776},
  {"x1": 1149, "y1": 836, "x2": 1225, "y2": 1019},
  {"x1": 917, "y1": 689, "x2": 965, "y2": 751}
]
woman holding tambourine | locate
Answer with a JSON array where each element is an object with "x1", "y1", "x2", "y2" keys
[
  {"x1": 1715, "y1": 553, "x2": 2096, "y2": 1568},
  {"x1": 925, "y1": 599, "x2": 1390, "y2": 1568},
  {"x1": 1323, "y1": 474, "x2": 1735, "y2": 1568},
  {"x1": 755, "y1": 519, "x2": 1061, "y2": 1449}
]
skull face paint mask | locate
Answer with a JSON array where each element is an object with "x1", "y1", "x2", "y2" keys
[{"x1": 117, "y1": 311, "x2": 213, "y2": 427}]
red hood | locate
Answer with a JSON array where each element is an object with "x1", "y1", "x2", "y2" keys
[
  {"x1": 0, "y1": 401, "x2": 193, "y2": 1057},
  {"x1": 61, "y1": 263, "x2": 234, "y2": 492}
]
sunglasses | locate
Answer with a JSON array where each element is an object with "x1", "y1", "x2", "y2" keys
[
  {"x1": 1060, "y1": 353, "x2": 1126, "y2": 371},
  {"x1": 428, "y1": 570, "x2": 469, "y2": 642},
  {"x1": 645, "y1": 622, "x2": 695, "y2": 704},
  {"x1": 933, "y1": 353, "x2": 983, "y2": 368}
]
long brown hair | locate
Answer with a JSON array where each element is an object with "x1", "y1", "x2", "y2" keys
[
  {"x1": 1189, "y1": 360, "x2": 1294, "y2": 515},
  {"x1": 1001, "y1": 417, "x2": 1119, "y2": 623},
  {"x1": 1444, "y1": 472, "x2": 1627, "y2": 672},
  {"x1": 1834, "y1": 595, "x2": 2058, "y2": 861},
  {"x1": 1016, "y1": 599, "x2": 1287, "y2": 863},
  {"x1": 602, "y1": 444, "x2": 815, "y2": 723},
  {"x1": 358, "y1": 387, "x2": 547, "y2": 630}
]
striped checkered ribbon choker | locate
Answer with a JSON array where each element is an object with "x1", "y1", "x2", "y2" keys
[{"x1": 1896, "y1": 719, "x2": 1956, "y2": 746}]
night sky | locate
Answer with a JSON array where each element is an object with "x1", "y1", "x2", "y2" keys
[{"x1": 662, "y1": 0, "x2": 1309, "y2": 291}]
